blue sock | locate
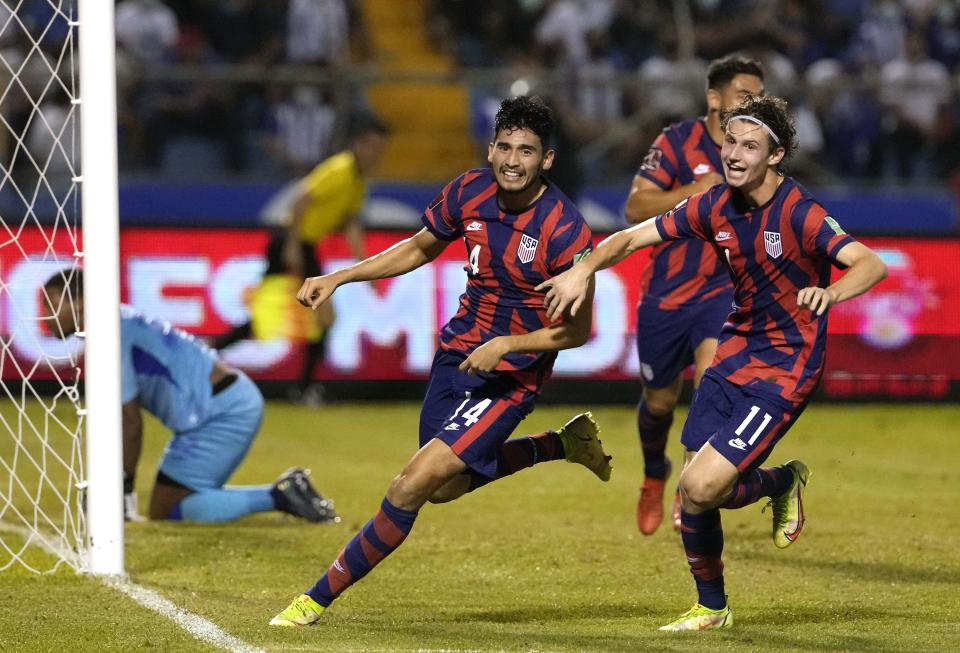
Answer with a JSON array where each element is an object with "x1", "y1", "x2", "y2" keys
[
  {"x1": 722, "y1": 466, "x2": 794, "y2": 509},
  {"x1": 307, "y1": 497, "x2": 417, "y2": 607},
  {"x1": 176, "y1": 485, "x2": 276, "y2": 523},
  {"x1": 680, "y1": 509, "x2": 726, "y2": 610},
  {"x1": 638, "y1": 399, "x2": 673, "y2": 479}
]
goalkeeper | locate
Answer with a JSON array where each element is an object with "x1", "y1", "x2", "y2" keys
[{"x1": 43, "y1": 271, "x2": 339, "y2": 524}]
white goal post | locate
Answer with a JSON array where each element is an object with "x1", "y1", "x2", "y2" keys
[
  {"x1": 77, "y1": 0, "x2": 124, "y2": 575},
  {"x1": 0, "y1": 0, "x2": 123, "y2": 575}
]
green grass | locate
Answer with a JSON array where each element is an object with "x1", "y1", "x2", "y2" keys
[{"x1": 2, "y1": 401, "x2": 959, "y2": 652}]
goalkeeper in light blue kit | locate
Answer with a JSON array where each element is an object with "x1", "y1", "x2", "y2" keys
[{"x1": 43, "y1": 271, "x2": 338, "y2": 524}]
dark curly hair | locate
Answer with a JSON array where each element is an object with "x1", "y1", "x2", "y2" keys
[
  {"x1": 720, "y1": 95, "x2": 797, "y2": 161},
  {"x1": 494, "y1": 95, "x2": 553, "y2": 149},
  {"x1": 706, "y1": 55, "x2": 764, "y2": 90}
]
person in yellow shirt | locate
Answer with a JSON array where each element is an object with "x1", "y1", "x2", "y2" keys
[{"x1": 215, "y1": 115, "x2": 389, "y2": 403}]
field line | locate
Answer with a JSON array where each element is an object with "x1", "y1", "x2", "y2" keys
[{"x1": 0, "y1": 521, "x2": 264, "y2": 653}]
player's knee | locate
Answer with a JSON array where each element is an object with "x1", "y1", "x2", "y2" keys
[
  {"x1": 679, "y1": 473, "x2": 725, "y2": 509},
  {"x1": 387, "y1": 471, "x2": 435, "y2": 510},
  {"x1": 644, "y1": 392, "x2": 678, "y2": 416}
]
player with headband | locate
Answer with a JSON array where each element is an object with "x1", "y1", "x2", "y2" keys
[{"x1": 537, "y1": 95, "x2": 887, "y2": 630}]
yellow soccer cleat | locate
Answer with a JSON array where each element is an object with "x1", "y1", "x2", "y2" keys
[
  {"x1": 658, "y1": 602, "x2": 733, "y2": 631},
  {"x1": 557, "y1": 412, "x2": 612, "y2": 482},
  {"x1": 766, "y1": 459, "x2": 810, "y2": 549},
  {"x1": 269, "y1": 594, "x2": 325, "y2": 627}
]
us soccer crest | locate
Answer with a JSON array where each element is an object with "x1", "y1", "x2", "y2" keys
[
  {"x1": 763, "y1": 231, "x2": 782, "y2": 258},
  {"x1": 517, "y1": 234, "x2": 539, "y2": 264}
]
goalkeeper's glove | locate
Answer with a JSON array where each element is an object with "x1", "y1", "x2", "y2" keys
[{"x1": 123, "y1": 472, "x2": 145, "y2": 522}]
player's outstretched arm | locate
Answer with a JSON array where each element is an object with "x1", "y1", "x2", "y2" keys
[
  {"x1": 459, "y1": 277, "x2": 595, "y2": 375},
  {"x1": 797, "y1": 242, "x2": 888, "y2": 315},
  {"x1": 297, "y1": 228, "x2": 448, "y2": 310},
  {"x1": 536, "y1": 218, "x2": 664, "y2": 321}
]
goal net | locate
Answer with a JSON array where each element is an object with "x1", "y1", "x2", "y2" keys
[{"x1": 0, "y1": 0, "x2": 123, "y2": 574}]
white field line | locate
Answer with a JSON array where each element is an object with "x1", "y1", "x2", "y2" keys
[{"x1": 0, "y1": 521, "x2": 264, "y2": 653}]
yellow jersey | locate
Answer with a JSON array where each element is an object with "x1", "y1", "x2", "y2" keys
[{"x1": 297, "y1": 150, "x2": 366, "y2": 244}]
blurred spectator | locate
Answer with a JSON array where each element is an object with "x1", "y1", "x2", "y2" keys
[
  {"x1": 847, "y1": 0, "x2": 907, "y2": 68},
  {"x1": 574, "y1": 31, "x2": 622, "y2": 124},
  {"x1": 534, "y1": 0, "x2": 616, "y2": 67},
  {"x1": 880, "y1": 30, "x2": 950, "y2": 180},
  {"x1": 808, "y1": 58, "x2": 884, "y2": 179},
  {"x1": 192, "y1": 0, "x2": 286, "y2": 65},
  {"x1": 264, "y1": 85, "x2": 338, "y2": 176},
  {"x1": 636, "y1": 47, "x2": 706, "y2": 123},
  {"x1": 286, "y1": 0, "x2": 349, "y2": 65},
  {"x1": 141, "y1": 27, "x2": 246, "y2": 173},
  {"x1": 115, "y1": 0, "x2": 179, "y2": 64}
]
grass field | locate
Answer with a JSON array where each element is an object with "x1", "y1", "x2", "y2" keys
[{"x1": 2, "y1": 400, "x2": 959, "y2": 652}]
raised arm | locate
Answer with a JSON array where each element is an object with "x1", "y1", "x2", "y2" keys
[
  {"x1": 297, "y1": 227, "x2": 449, "y2": 309},
  {"x1": 797, "y1": 241, "x2": 888, "y2": 315},
  {"x1": 535, "y1": 218, "x2": 665, "y2": 321},
  {"x1": 459, "y1": 277, "x2": 596, "y2": 375}
]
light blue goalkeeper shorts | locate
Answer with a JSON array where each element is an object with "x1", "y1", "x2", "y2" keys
[{"x1": 157, "y1": 371, "x2": 265, "y2": 490}]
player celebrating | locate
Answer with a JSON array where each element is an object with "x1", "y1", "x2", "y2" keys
[
  {"x1": 43, "y1": 272, "x2": 339, "y2": 524},
  {"x1": 538, "y1": 96, "x2": 887, "y2": 630},
  {"x1": 626, "y1": 56, "x2": 764, "y2": 536},
  {"x1": 270, "y1": 96, "x2": 612, "y2": 626}
]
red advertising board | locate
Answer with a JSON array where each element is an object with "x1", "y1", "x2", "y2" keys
[{"x1": 3, "y1": 227, "x2": 958, "y2": 398}]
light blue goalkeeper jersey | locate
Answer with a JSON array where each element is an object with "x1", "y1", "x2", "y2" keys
[{"x1": 120, "y1": 305, "x2": 217, "y2": 433}]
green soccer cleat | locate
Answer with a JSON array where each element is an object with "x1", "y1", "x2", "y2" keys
[
  {"x1": 557, "y1": 412, "x2": 612, "y2": 482},
  {"x1": 269, "y1": 594, "x2": 325, "y2": 627},
  {"x1": 658, "y1": 602, "x2": 733, "y2": 631},
  {"x1": 766, "y1": 459, "x2": 811, "y2": 549}
]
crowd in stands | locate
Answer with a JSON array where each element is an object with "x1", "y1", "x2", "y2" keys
[
  {"x1": 3, "y1": 0, "x2": 958, "y2": 188},
  {"x1": 432, "y1": 0, "x2": 960, "y2": 187}
]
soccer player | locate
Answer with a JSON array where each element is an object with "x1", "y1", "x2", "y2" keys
[
  {"x1": 626, "y1": 56, "x2": 764, "y2": 536},
  {"x1": 538, "y1": 96, "x2": 887, "y2": 630},
  {"x1": 42, "y1": 272, "x2": 339, "y2": 524},
  {"x1": 214, "y1": 115, "x2": 390, "y2": 404},
  {"x1": 270, "y1": 96, "x2": 612, "y2": 626}
]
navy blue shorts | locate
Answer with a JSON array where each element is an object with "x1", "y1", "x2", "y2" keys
[
  {"x1": 420, "y1": 349, "x2": 536, "y2": 480},
  {"x1": 680, "y1": 371, "x2": 808, "y2": 472},
  {"x1": 635, "y1": 292, "x2": 732, "y2": 388}
]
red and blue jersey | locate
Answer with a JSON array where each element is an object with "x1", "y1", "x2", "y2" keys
[
  {"x1": 422, "y1": 168, "x2": 593, "y2": 396},
  {"x1": 636, "y1": 117, "x2": 732, "y2": 310},
  {"x1": 655, "y1": 177, "x2": 856, "y2": 406}
]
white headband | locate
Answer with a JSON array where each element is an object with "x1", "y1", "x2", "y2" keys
[{"x1": 728, "y1": 115, "x2": 781, "y2": 145}]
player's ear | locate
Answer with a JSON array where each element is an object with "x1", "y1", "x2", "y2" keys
[
  {"x1": 767, "y1": 145, "x2": 785, "y2": 167},
  {"x1": 705, "y1": 87, "x2": 721, "y2": 113},
  {"x1": 540, "y1": 148, "x2": 555, "y2": 171},
  {"x1": 486, "y1": 142, "x2": 495, "y2": 164}
]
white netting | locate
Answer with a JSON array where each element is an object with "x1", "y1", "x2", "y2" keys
[{"x1": 0, "y1": 0, "x2": 85, "y2": 572}]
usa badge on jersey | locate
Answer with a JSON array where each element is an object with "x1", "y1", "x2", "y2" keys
[
  {"x1": 763, "y1": 231, "x2": 782, "y2": 258},
  {"x1": 518, "y1": 234, "x2": 539, "y2": 264}
]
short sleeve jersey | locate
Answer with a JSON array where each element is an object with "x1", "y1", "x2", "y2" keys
[
  {"x1": 422, "y1": 168, "x2": 593, "y2": 395},
  {"x1": 298, "y1": 150, "x2": 366, "y2": 244},
  {"x1": 120, "y1": 306, "x2": 218, "y2": 432},
  {"x1": 655, "y1": 177, "x2": 856, "y2": 405},
  {"x1": 636, "y1": 117, "x2": 732, "y2": 309}
]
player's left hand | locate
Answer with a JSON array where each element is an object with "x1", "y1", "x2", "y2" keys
[
  {"x1": 459, "y1": 338, "x2": 509, "y2": 375},
  {"x1": 797, "y1": 286, "x2": 837, "y2": 316},
  {"x1": 535, "y1": 266, "x2": 591, "y2": 321}
]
